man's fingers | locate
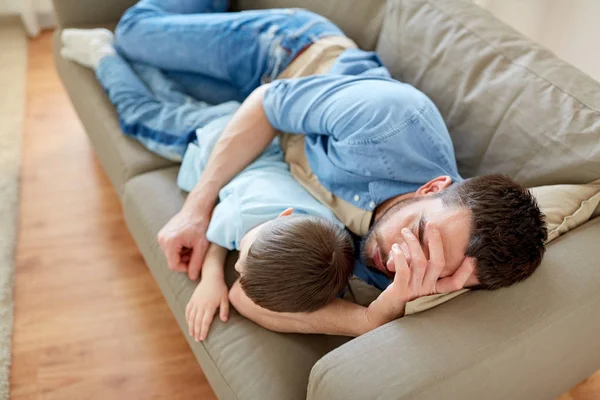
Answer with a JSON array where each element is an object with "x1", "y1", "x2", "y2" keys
[
  {"x1": 220, "y1": 297, "x2": 229, "y2": 322},
  {"x1": 391, "y1": 244, "x2": 410, "y2": 285},
  {"x1": 435, "y1": 257, "x2": 476, "y2": 294},
  {"x1": 200, "y1": 309, "x2": 215, "y2": 341},
  {"x1": 423, "y1": 222, "x2": 445, "y2": 289},
  {"x1": 188, "y1": 238, "x2": 208, "y2": 281},
  {"x1": 164, "y1": 239, "x2": 185, "y2": 272},
  {"x1": 401, "y1": 229, "x2": 426, "y2": 292}
]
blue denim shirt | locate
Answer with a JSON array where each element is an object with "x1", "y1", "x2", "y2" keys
[{"x1": 263, "y1": 49, "x2": 463, "y2": 211}]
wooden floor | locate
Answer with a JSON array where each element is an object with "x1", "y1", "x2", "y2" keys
[{"x1": 10, "y1": 31, "x2": 217, "y2": 400}]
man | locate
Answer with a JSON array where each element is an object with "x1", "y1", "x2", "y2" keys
[{"x1": 108, "y1": 0, "x2": 546, "y2": 335}]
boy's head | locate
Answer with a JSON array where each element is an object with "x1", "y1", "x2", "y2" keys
[{"x1": 235, "y1": 209, "x2": 355, "y2": 313}]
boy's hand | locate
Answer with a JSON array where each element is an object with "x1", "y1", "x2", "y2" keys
[{"x1": 185, "y1": 277, "x2": 229, "y2": 342}]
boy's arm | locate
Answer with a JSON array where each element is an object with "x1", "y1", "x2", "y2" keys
[
  {"x1": 198, "y1": 243, "x2": 228, "y2": 281},
  {"x1": 186, "y1": 243, "x2": 229, "y2": 342}
]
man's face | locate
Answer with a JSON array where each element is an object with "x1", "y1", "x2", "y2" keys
[{"x1": 361, "y1": 196, "x2": 475, "y2": 281}]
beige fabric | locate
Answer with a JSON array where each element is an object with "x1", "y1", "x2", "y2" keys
[
  {"x1": 277, "y1": 36, "x2": 374, "y2": 237},
  {"x1": 277, "y1": 36, "x2": 357, "y2": 80},
  {"x1": 52, "y1": 0, "x2": 136, "y2": 28},
  {"x1": 376, "y1": 0, "x2": 600, "y2": 187},
  {"x1": 345, "y1": 277, "x2": 469, "y2": 316},
  {"x1": 531, "y1": 180, "x2": 600, "y2": 243}
]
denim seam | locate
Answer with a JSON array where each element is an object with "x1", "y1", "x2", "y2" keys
[
  {"x1": 345, "y1": 102, "x2": 427, "y2": 146},
  {"x1": 418, "y1": 105, "x2": 455, "y2": 173}
]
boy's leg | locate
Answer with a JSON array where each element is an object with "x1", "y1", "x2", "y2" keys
[
  {"x1": 96, "y1": 54, "x2": 240, "y2": 161},
  {"x1": 61, "y1": 28, "x2": 240, "y2": 160},
  {"x1": 115, "y1": 1, "x2": 345, "y2": 96},
  {"x1": 162, "y1": 70, "x2": 244, "y2": 105}
]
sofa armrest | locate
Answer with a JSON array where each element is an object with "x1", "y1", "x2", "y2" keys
[
  {"x1": 308, "y1": 217, "x2": 600, "y2": 400},
  {"x1": 52, "y1": 0, "x2": 136, "y2": 27}
]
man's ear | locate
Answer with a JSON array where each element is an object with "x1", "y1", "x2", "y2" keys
[
  {"x1": 278, "y1": 208, "x2": 294, "y2": 218},
  {"x1": 415, "y1": 176, "x2": 452, "y2": 196}
]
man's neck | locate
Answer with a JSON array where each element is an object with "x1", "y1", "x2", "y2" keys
[{"x1": 373, "y1": 192, "x2": 416, "y2": 223}]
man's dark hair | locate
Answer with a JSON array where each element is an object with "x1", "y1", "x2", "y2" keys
[
  {"x1": 440, "y1": 174, "x2": 547, "y2": 289},
  {"x1": 240, "y1": 216, "x2": 355, "y2": 312}
]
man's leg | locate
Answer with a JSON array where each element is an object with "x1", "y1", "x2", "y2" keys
[
  {"x1": 62, "y1": 28, "x2": 239, "y2": 161},
  {"x1": 98, "y1": 54, "x2": 240, "y2": 161},
  {"x1": 115, "y1": 1, "x2": 345, "y2": 96}
]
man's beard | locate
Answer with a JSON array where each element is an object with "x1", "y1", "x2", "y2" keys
[
  {"x1": 360, "y1": 226, "x2": 386, "y2": 273},
  {"x1": 360, "y1": 196, "x2": 417, "y2": 275}
]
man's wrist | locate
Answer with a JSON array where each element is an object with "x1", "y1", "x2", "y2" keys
[
  {"x1": 185, "y1": 184, "x2": 217, "y2": 212},
  {"x1": 365, "y1": 295, "x2": 406, "y2": 332}
]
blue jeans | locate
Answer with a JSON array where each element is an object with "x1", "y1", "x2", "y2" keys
[
  {"x1": 104, "y1": 0, "x2": 344, "y2": 160},
  {"x1": 97, "y1": 54, "x2": 241, "y2": 161},
  {"x1": 115, "y1": 0, "x2": 344, "y2": 100}
]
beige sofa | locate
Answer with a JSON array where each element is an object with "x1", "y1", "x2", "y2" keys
[{"x1": 52, "y1": 0, "x2": 600, "y2": 399}]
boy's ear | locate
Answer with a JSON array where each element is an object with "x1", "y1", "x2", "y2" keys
[{"x1": 278, "y1": 208, "x2": 294, "y2": 218}]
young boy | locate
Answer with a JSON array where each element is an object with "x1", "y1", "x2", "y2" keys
[
  {"x1": 61, "y1": 29, "x2": 355, "y2": 342},
  {"x1": 178, "y1": 113, "x2": 355, "y2": 341}
]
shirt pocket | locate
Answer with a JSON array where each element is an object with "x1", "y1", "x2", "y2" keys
[{"x1": 338, "y1": 115, "x2": 421, "y2": 181}]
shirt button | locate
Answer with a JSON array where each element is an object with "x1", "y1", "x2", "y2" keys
[
  {"x1": 369, "y1": 201, "x2": 375, "y2": 209},
  {"x1": 353, "y1": 194, "x2": 360, "y2": 202}
]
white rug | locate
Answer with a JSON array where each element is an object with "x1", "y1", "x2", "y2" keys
[{"x1": 0, "y1": 20, "x2": 27, "y2": 400}]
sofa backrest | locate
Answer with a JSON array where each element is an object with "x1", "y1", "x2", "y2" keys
[
  {"x1": 233, "y1": 0, "x2": 386, "y2": 50},
  {"x1": 53, "y1": 0, "x2": 137, "y2": 27},
  {"x1": 376, "y1": 0, "x2": 600, "y2": 186}
]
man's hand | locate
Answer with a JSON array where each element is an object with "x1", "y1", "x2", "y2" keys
[
  {"x1": 186, "y1": 276, "x2": 229, "y2": 342},
  {"x1": 367, "y1": 222, "x2": 475, "y2": 328},
  {"x1": 157, "y1": 198, "x2": 212, "y2": 280},
  {"x1": 158, "y1": 85, "x2": 276, "y2": 280}
]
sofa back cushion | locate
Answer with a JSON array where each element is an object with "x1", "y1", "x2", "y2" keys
[
  {"x1": 376, "y1": 0, "x2": 600, "y2": 186},
  {"x1": 52, "y1": 0, "x2": 137, "y2": 27},
  {"x1": 233, "y1": 0, "x2": 386, "y2": 50}
]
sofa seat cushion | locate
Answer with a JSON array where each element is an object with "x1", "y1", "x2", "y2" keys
[
  {"x1": 53, "y1": 28, "x2": 174, "y2": 197},
  {"x1": 122, "y1": 166, "x2": 350, "y2": 400},
  {"x1": 376, "y1": 0, "x2": 600, "y2": 187}
]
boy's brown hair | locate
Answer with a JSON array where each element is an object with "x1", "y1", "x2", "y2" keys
[{"x1": 239, "y1": 216, "x2": 355, "y2": 313}]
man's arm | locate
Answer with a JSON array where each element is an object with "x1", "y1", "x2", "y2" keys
[
  {"x1": 157, "y1": 84, "x2": 276, "y2": 279},
  {"x1": 186, "y1": 84, "x2": 276, "y2": 205},
  {"x1": 229, "y1": 280, "x2": 377, "y2": 337},
  {"x1": 229, "y1": 224, "x2": 475, "y2": 336}
]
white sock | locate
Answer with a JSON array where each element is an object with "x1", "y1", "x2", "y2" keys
[{"x1": 61, "y1": 28, "x2": 116, "y2": 69}]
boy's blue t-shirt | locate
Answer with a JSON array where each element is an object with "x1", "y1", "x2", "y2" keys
[{"x1": 177, "y1": 110, "x2": 343, "y2": 251}]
